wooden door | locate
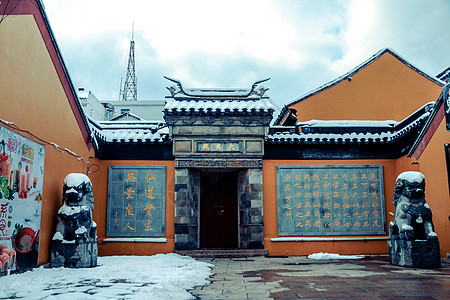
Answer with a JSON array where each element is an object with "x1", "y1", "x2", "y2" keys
[{"x1": 200, "y1": 171, "x2": 238, "y2": 249}]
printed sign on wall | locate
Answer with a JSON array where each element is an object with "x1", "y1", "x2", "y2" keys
[
  {"x1": 0, "y1": 125, "x2": 45, "y2": 273},
  {"x1": 277, "y1": 165, "x2": 386, "y2": 236},
  {"x1": 107, "y1": 166, "x2": 166, "y2": 237}
]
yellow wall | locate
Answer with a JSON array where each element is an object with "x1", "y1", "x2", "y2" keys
[
  {"x1": 289, "y1": 52, "x2": 443, "y2": 122},
  {"x1": 0, "y1": 16, "x2": 94, "y2": 264},
  {"x1": 412, "y1": 120, "x2": 450, "y2": 257},
  {"x1": 89, "y1": 159, "x2": 175, "y2": 256}
]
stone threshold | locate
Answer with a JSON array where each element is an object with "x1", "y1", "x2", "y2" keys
[{"x1": 175, "y1": 249, "x2": 268, "y2": 258}]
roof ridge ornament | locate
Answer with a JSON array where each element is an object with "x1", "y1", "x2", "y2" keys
[
  {"x1": 163, "y1": 76, "x2": 270, "y2": 98},
  {"x1": 164, "y1": 76, "x2": 183, "y2": 97}
]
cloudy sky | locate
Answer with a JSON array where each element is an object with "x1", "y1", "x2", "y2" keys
[{"x1": 42, "y1": 0, "x2": 450, "y2": 110}]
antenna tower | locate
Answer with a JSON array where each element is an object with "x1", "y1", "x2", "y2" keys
[{"x1": 120, "y1": 23, "x2": 137, "y2": 101}]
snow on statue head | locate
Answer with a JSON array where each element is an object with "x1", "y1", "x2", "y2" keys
[
  {"x1": 391, "y1": 171, "x2": 437, "y2": 241},
  {"x1": 62, "y1": 173, "x2": 94, "y2": 210},
  {"x1": 51, "y1": 173, "x2": 97, "y2": 268}
]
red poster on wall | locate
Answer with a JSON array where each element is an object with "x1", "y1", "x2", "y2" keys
[{"x1": 0, "y1": 125, "x2": 45, "y2": 274}]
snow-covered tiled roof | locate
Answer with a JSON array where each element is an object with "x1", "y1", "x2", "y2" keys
[
  {"x1": 163, "y1": 98, "x2": 276, "y2": 116},
  {"x1": 269, "y1": 130, "x2": 393, "y2": 145},
  {"x1": 88, "y1": 118, "x2": 169, "y2": 144},
  {"x1": 437, "y1": 67, "x2": 450, "y2": 83},
  {"x1": 109, "y1": 111, "x2": 145, "y2": 121},
  {"x1": 298, "y1": 120, "x2": 397, "y2": 128},
  {"x1": 77, "y1": 88, "x2": 90, "y2": 100},
  {"x1": 162, "y1": 77, "x2": 275, "y2": 116},
  {"x1": 269, "y1": 103, "x2": 433, "y2": 145}
]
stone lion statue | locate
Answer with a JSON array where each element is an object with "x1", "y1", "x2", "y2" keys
[
  {"x1": 390, "y1": 171, "x2": 437, "y2": 241},
  {"x1": 51, "y1": 173, "x2": 97, "y2": 268}
]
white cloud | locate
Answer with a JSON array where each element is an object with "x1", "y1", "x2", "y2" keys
[
  {"x1": 42, "y1": 0, "x2": 450, "y2": 105},
  {"x1": 329, "y1": 0, "x2": 378, "y2": 73},
  {"x1": 331, "y1": 0, "x2": 450, "y2": 76}
]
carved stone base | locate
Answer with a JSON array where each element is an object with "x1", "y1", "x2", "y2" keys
[
  {"x1": 388, "y1": 238, "x2": 441, "y2": 268},
  {"x1": 51, "y1": 239, "x2": 98, "y2": 268}
]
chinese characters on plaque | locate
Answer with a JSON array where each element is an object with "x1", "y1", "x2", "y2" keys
[
  {"x1": 107, "y1": 166, "x2": 166, "y2": 237},
  {"x1": 197, "y1": 142, "x2": 240, "y2": 153},
  {"x1": 277, "y1": 165, "x2": 386, "y2": 236}
]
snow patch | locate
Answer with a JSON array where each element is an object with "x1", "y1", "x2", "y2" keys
[
  {"x1": 61, "y1": 239, "x2": 75, "y2": 244},
  {"x1": 58, "y1": 205, "x2": 89, "y2": 216},
  {"x1": 396, "y1": 171, "x2": 425, "y2": 183},
  {"x1": 299, "y1": 119, "x2": 397, "y2": 127},
  {"x1": 0, "y1": 254, "x2": 213, "y2": 299},
  {"x1": 64, "y1": 173, "x2": 91, "y2": 187},
  {"x1": 75, "y1": 226, "x2": 87, "y2": 235},
  {"x1": 401, "y1": 224, "x2": 414, "y2": 231},
  {"x1": 307, "y1": 252, "x2": 365, "y2": 260},
  {"x1": 52, "y1": 232, "x2": 63, "y2": 241}
]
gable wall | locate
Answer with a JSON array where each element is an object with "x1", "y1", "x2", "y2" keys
[
  {"x1": 289, "y1": 52, "x2": 442, "y2": 122},
  {"x1": 0, "y1": 15, "x2": 94, "y2": 264}
]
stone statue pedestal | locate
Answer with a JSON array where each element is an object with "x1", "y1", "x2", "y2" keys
[
  {"x1": 388, "y1": 238, "x2": 441, "y2": 268},
  {"x1": 388, "y1": 171, "x2": 441, "y2": 268},
  {"x1": 51, "y1": 239, "x2": 98, "y2": 268}
]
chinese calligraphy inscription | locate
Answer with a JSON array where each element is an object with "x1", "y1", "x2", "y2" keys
[
  {"x1": 107, "y1": 166, "x2": 166, "y2": 237},
  {"x1": 277, "y1": 165, "x2": 386, "y2": 236}
]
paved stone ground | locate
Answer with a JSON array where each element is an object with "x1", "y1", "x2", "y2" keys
[{"x1": 190, "y1": 255, "x2": 450, "y2": 299}]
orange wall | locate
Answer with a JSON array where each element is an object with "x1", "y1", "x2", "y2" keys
[
  {"x1": 89, "y1": 159, "x2": 175, "y2": 256},
  {"x1": 0, "y1": 15, "x2": 94, "y2": 264},
  {"x1": 263, "y1": 159, "x2": 398, "y2": 256},
  {"x1": 411, "y1": 120, "x2": 450, "y2": 257},
  {"x1": 289, "y1": 52, "x2": 442, "y2": 122}
]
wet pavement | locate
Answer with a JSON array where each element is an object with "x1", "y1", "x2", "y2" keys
[{"x1": 191, "y1": 255, "x2": 450, "y2": 299}]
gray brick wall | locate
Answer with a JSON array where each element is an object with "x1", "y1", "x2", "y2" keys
[
  {"x1": 174, "y1": 169, "x2": 200, "y2": 250},
  {"x1": 239, "y1": 169, "x2": 264, "y2": 249}
]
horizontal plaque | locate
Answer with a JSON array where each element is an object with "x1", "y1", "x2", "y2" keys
[
  {"x1": 197, "y1": 141, "x2": 241, "y2": 153},
  {"x1": 277, "y1": 165, "x2": 386, "y2": 236},
  {"x1": 107, "y1": 166, "x2": 166, "y2": 237}
]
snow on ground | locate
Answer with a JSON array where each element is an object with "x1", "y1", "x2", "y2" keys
[
  {"x1": 0, "y1": 254, "x2": 213, "y2": 300},
  {"x1": 308, "y1": 252, "x2": 365, "y2": 260}
]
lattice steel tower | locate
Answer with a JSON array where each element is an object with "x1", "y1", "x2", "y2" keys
[{"x1": 120, "y1": 24, "x2": 137, "y2": 101}]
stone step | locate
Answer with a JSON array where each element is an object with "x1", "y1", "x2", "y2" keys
[{"x1": 175, "y1": 249, "x2": 268, "y2": 258}]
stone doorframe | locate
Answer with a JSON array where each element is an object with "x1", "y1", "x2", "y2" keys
[{"x1": 174, "y1": 164, "x2": 264, "y2": 250}]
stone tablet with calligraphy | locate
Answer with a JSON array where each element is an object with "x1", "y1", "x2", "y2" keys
[
  {"x1": 277, "y1": 165, "x2": 386, "y2": 236},
  {"x1": 107, "y1": 166, "x2": 166, "y2": 237}
]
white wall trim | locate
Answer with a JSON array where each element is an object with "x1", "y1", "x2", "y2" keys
[
  {"x1": 271, "y1": 237, "x2": 388, "y2": 242},
  {"x1": 103, "y1": 238, "x2": 167, "y2": 243}
]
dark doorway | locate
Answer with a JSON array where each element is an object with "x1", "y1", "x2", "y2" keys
[{"x1": 200, "y1": 171, "x2": 238, "y2": 249}]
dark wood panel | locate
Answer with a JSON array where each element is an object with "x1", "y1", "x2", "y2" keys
[{"x1": 200, "y1": 171, "x2": 238, "y2": 248}]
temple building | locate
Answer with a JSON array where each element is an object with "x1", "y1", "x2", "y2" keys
[
  {"x1": 1, "y1": 1, "x2": 449, "y2": 271},
  {"x1": 87, "y1": 49, "x2": 449, "y2": 257}
]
